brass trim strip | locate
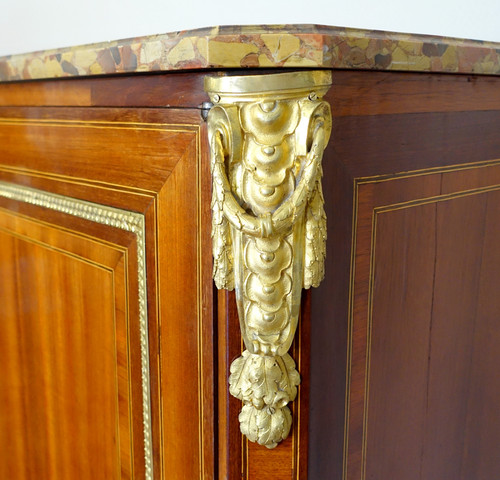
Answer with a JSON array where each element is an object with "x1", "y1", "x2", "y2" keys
[
  {"x1": 205, "y1": 71, "x2": 332, "y2": 96},
  {"x1": 0, "y1": 181, "x2": 154, "y2": 480}
]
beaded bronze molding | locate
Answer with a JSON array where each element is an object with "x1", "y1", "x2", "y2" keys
[
  {"x1": 0, "y1": 181, "x2": 153, "y2": 479},
  {"x1": 205, "y1": 71, "x2": 332, "y2": 448}
]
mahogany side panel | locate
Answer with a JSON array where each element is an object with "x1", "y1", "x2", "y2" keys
[
  {"x1": 340, "y1": 165, "x2": 500, "y2": 480},
  {"x1": 310, "y1": 70, "x2": 500, "y2": 480},
  {"x1": 365, "y1": 203, "x2": 437, "y2": 480},
  {"x1": 459, "y1": 191, "x2": 500, "y2": 479},
  {"x1": 308, "y1": 156, "x2": 353, "y2": 480}
]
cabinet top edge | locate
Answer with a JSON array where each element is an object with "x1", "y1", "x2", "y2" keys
[{"x1": 1, "y1": 24, "x2": 499, "y2": 82}]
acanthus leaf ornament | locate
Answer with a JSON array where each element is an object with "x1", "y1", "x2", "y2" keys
[{"x1": 205, "y1": 71, "x2": 332, "y2": 448}]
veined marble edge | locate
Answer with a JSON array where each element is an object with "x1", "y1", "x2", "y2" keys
[{"x1": 0, "y1": 24, "x2": 499, "y2": 81}]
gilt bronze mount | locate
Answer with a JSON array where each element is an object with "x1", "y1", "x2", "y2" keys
[{"x1": 205, "y1": 71, "x2": 332, "y2": 448}]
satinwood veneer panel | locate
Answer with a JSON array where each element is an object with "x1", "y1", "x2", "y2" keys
[
  {"x1": 0, "y1": 107, "x2": 197, "y2": 192},
  {"x1": 0, "y1": 206, "x2": 138, "y2": 479}
]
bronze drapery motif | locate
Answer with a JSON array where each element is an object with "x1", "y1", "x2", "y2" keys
[{"x1": 205, "y1": 71, "x2": 332, "y2": 448}]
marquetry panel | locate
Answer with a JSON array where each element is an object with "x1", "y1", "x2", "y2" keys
[{"x1": 344, "y1": 160, "x2": 500, "y2": 480}]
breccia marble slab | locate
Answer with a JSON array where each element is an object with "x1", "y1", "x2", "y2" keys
[{"x1": 1, "y1": 24, "x2": 499, "y2": 81}]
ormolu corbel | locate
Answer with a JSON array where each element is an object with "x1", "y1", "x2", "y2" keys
[{"x1": 205, "y1": 71, "x2": 332, "y2": 448}]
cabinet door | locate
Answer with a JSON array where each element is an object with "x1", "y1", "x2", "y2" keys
[{"x1": 0, "y1": 98, "x2": 214, "y2": 480}]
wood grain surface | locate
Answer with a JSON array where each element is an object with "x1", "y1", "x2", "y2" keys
[
  {"x1": 310, "y1": 70, "x2": 500, "y2": 480},
  {"x1": 0, "y1": 103, "x2": 215, "y2": 479},
  {"x1": 0, "y1": 202, "x2": 139, "y2": 479},
  {"x1": 346, "y1": 166, "x2": 500, "y2": 480},
  {"x1": 1, "y1": 67, "x2": 500, "y2": 480},
  {"x1": 0, "y1": 73, "x2": 206, "y2": 108}
]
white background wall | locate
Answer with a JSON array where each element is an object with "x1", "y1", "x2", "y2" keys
[{"x1": 1, "y1": 0, "x2": 499, "y2": 57}]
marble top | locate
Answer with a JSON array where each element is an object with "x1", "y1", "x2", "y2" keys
[{"x1": 1, "y1": 24, "x2": 499, "y2": 82}]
